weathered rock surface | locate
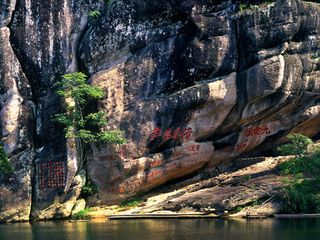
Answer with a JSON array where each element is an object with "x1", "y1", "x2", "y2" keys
[
  {"x1": 31, "y1": 172, "x2": 85, "y2": 220},
  {"x1": 161, "y1": 156, "x2": 286, "y2": 213},
  {"x1": 0, "y1": 25, "x2": 34, "y2": 222},
  {"x1": 0, "y1": 0, "x2": 320, "y2": 221},
  {"x1": 71, "y1": 199, "x2": 86, "y2": 216},
  {"x1": 80, "y1": 0, "x2": 320, "y2": 203},
  {"x1": 0, "y1": 0, "x2": 104, "y2": 222},
  {"x1": 86, "y1": 156, "x2": 289, "y2": 217}
]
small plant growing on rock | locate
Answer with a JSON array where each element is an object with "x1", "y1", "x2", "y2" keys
[
  {"x1": 277, "y1": 133, "x2": 312, "y2": 156},
  {"x1": 120, "y1": 197, "x2": 143, "y2": 208},
  {"x1": 81, "y1": 180, "x2": 98, "y2": 197},
  {"x1": 238, "y1": 0, "x2": 275, "y2": 12},
  {"x1": 0, "y1": 145, "x2": 13, "y2": 175},
  {"x1": 71, "y1": 208, "x2": 92, "y2": 220},
  {"x1": 88, "y1": 10, "x2": 101, "y2": 19}
]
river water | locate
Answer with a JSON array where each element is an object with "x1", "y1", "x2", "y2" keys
[{"x1": 1, "y1": 218, "x2": 320, "y2": 240}]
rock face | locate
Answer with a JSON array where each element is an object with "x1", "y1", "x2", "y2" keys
[
  {"x1": 0, "y1": 0, "x2": 104, "y2": 222},
  {"x1": 0, "y1": 26, "x2": 34, "y2": 223},
  {"x1": 103, "y1": 155, "x2": 289, "y2": 217},
  {"x1": 0, "y1": 0, "x2": 320, "y2": 221},
  {"x1": 80, "y1": 0, "x2": 320, "y2": 204}
]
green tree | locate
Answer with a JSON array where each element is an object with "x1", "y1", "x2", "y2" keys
[
  {"x1": 55, "y1": 72, "x2": 126, "y2": 173},
  {"x1": 277, "y1": 133, "x2": 312, "y2": 156}
]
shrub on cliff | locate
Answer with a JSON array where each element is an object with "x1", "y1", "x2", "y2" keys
[
  {"x1": 55, "y1": 72, "x2": 126, "y2": 172},
  {"x1": 81, "y1": 180, "x2": 98, "y2": 197}
]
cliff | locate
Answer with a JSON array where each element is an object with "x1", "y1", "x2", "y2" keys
[{"x1": 0, "y1": 0, "x2": 319, "y2": 222}]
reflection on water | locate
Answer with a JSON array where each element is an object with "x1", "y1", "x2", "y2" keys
[{"x1": 1, "y1": 218, "x2": 320, "y2": 240}]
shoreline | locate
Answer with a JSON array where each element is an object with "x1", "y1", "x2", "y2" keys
[{"x1": 2, "y1": 213, "x2": 320, "y2": 224}]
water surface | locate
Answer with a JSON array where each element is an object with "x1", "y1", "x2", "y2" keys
[{"x1": 1, "y1": 218, "x2": 320, "y2": 240}]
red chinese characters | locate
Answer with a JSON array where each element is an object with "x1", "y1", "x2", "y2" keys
[
  {"x1": 172, "y1": 151, "x2": 184, "y2": 159},
  {"x1": 235, "y1": 142, "x2": 248, "y2": 151},
  {"x1": 150, "y1": 159, "x2": 163, "y2": 168},
  {"x1": 182, "y1": 127, "x2": 193, "y2": 141},
  {"x1": 149, "y1": 127, "x2": 162, "y2": 141},
  {"x1": 162, "y1": 128, "x2": 172, "y2": 142},
  {"x1": 223, "y1": 125, "x2": 270, "y2": 153},
  {"x1": 147, "y1": 169, "x2": 162, "y2": 180},
  {"x1": 245, "y1": 125, "x2": 271, "y2": 137},
  {"x1": 38, "y1": 161, "x2": 66, "y2": 189},
  {"x1": 188, "y1": 144, "x2": 201, "y2": 152},
  {"x1": 172, "y1": 128, "x2": 181, "y2": 141},
  {"x1": 149, "y1": 126, "x2": 193, "y2": 142}
]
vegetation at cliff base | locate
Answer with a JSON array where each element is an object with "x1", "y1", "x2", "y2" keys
[
  {"x1": 280, "y1": 176, "x2": 320, "y2": 213},
  {"x1": 0, "y1": 145, "x2": 13, "y2": 175},
  {"x1": 120, "y1": 197, "x2": 143, "y2": 208},
  {"x1": 277, "y1": 133, "x2": 312, "y2": 156},
  {"x1": 81, "y1": 180, "x2": 98, "y2": 197},
  {"x1": 277, "y1": 134, "x2": 320, "y2": 213},
  {"x1": 71, "y1": 208, "x2": 92, "y2": 220}
]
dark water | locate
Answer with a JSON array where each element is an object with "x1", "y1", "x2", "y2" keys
[{"x1": 1, "y1": 218, "x2": 320, "y2": 240}]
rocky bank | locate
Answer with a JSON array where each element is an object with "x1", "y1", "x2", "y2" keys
[{"x1": 0, "y1": 0, "x2": 320, "y2": 222}]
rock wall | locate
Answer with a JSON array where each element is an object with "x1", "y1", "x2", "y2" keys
[
  {"x1": 0, "y1": 0, "x2": 319, "y2": 221},
  {"x1": 0, "y1": 0, "x2": 104, "y2": 222},
  {"x1": 79, "y1": 0, "x2": 320, "y2": 203}
]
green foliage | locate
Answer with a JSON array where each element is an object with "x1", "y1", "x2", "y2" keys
[
  {"x1": 81, "y1": 181, "x2": 98, "y2": 197},
  {"x1": 244, "y1": 175, "x2": 252, "y2": 181},
  {"x1": 279, "y1": 178, "x2": 320, "y2": 213},
  {"x1": 239, "y1": 3, "x2": 254, "y2": 11},
  {"x1": 56, "y1": 72, "x2": 104, "y2": 104},
  {"x1": 54, "y1": 72, "x2": 126, "y2": 174},
  {"x1": 229, "y1": 199, "x2": 263, "y2": 213},
  {"x1": 71, "y1": 208, "x2": 92, "y2": 220},
  {"x1": 88, "y1": 10, "x2": 101, "y2": 19},
  {"x1": 230, "y1": 205, "x2": 245, "y2": 214},
  {"x1": 120, "y1": 198, "x2": 143, "y2": 208},
  {"x1": 98, "y1": 131, "x2": 127, "y2": 144},
  {"x1": 278, "y1": 151, "x2": 320, "y2": 176},
  {"x1": 0, "y1": 145, "x2": 13, "y2": 175},
  {"x1": 85, "y1": 112, "x2": 107, "y2": 128},
  {"x1": 54, "y1": 113, "x2": 73, "y2": 127},
  {"x1": 55, "y1": 72, "x2": 126, "y2": 145},
  {"x1": 238, "y1": 0, "x2": 275, "y2": 12},
  {"x1": 277, "y1": 134, "x2": 312, "y2": 156},
  {"x1": 278, "y1": 144, "x2": 320, "y2": 213}
]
